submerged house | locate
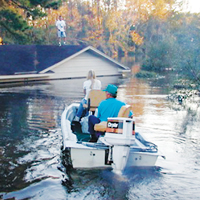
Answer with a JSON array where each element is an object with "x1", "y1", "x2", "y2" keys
[{"x1": 0, "y1": 45, "x2": 130, "y2": 84}]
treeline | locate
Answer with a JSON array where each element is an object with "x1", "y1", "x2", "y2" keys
[
  {"x1": 0, "y1": 0, "x2": 200, "y2": 88},
  {"x1": 0, "y1": 0, "x2": 184, "y2": 55}
]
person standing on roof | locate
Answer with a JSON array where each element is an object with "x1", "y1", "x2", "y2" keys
[
  {"x1": 74, "y1": 70, "x2": 101, "y2": 121},
  {"x1": 56, "y1": 15, "x2": 67, "y2": 46},
  {"x1": 88, "y1": 84, "x2": 133, "y2": 142}
]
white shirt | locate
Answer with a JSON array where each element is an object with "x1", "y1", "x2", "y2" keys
[
  {"x1": 83, "y1": 79, "x2": 101, "y2": 100},
  {"x1": 56, "y1": 20, "x2": 66, "y2": 32}
]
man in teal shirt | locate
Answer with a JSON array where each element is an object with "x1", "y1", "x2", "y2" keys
[{"x1": 88, "y1": 84, "x2": 133, "y2": 142}]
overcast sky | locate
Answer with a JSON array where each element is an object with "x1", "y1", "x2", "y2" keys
[{"x1": 184, "y1": 0, "x2": 200, "y2": 13}]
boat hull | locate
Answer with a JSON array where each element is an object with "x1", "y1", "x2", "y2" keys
[
  {"x1": 64, "y1": 146, "x2": 160, "y2": 170},
  {"x1": 127, "y1": 152, "x2": 159, "y2": 167},
  {"x1": 71, "y1": 148, "x2": 110, "y2": 168}
]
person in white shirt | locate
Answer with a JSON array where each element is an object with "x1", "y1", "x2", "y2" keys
[
  {"x1": 74, "y1": 70, "x2": 101, "y2": 121},
  {"x1": 56, "y1": 16, "x2": 66, "y2": 46}
]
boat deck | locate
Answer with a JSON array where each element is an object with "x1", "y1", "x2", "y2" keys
[{"x1": 71, "y1": 121, "x2": 91, "y2": 142}]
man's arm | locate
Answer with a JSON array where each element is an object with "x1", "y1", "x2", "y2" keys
[
  {"x1": 56, "y1": 21, "x2": 60, "y2": 31},
  {"x1": 97, "y1": 100, "x2": 104, "y2": 119},
  {"x1": 64, "y1": 21, "x2": 67, "y2": 31}
]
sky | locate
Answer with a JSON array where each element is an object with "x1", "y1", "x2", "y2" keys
[{"x1": 184, "y1": 0, "x2": 200, "y2": 13}]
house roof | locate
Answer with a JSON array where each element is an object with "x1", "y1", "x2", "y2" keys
[
  {"x1": 0, "y1": 45, "x2": 129, "y2": 75},
  {"x1": 40, "y1": 45, "x2": 129, "y2": 73},
  {"x1": 0, "y1": 45, "x2": 86, "y2": 75}
]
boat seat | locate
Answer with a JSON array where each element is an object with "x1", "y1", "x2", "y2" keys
[
  {"x1": 94, "y1": 104, "x2": 131, "y2": 132},
  {"x1": 83, "y1": 90, "x2": 106, "y2": 113},
  {"x1": 117, "y1": 104, "x2": 131, "y2": 118}
]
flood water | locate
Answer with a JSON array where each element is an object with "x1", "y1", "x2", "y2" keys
[{"x1": 0, "y1": 76, "x2": 200, "y2": 200}]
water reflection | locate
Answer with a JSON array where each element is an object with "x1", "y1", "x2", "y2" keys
[{"x1": 0, "y1": 76, "x2": 200, "y2": 199}]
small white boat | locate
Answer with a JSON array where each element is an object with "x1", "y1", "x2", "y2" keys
[{"x1": 61, "y1": 100, "x2": 165, "y2": 174}]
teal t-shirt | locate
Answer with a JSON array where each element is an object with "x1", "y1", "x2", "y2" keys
[{"x1": 97, "y1": 98, "x2": 126, "y2": 122}]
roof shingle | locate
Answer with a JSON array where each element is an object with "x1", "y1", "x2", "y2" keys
[{"x1": 0, "y1": 45, "x2": 86, "y2": 75}]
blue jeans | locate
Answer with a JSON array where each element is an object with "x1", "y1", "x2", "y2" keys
[
  {"x1": 77, "y1": 98, "x2": 87, "y2": 117},
  {"x1": 88, "y1": 115, "x2": 101, "y2": 135},
  {"x1": 88, "y1": 115, "x2": 104, "y2": 142}
]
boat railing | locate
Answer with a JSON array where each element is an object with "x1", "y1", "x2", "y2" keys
[{"x1": 135, "y1": 132, "x2": 158, "y2": 153}]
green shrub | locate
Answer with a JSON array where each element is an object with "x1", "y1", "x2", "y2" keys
[{"x1": 135, "y1": 70, "x2": 157, "y2": 78}]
